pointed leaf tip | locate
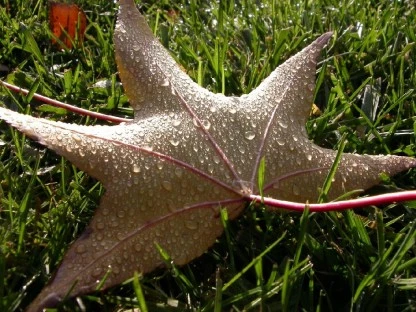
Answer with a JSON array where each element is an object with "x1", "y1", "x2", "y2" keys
[
  {"x1": 315, "y1": 32, "x2": 333, "y2": 47},
  {"x1": 115, "y1": 0, "x2": 206, "y2": 115}
]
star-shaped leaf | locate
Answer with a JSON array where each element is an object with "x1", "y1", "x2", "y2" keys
[{"x1": 0, "y1": 0, "x2": 415, "y2": 311}]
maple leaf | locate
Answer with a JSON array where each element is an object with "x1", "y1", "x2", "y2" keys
[{"x1": 0, "y1": 0, "x2": 415, "y2": 310}]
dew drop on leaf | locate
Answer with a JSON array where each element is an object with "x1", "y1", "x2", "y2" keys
[
  {"x1": 172, "y1": 119, "x2": 181, "y2": 127},
  {"x1": 112, "y1": 266, "x2": 120, "y2": 275},
  {"x1": 162, "y1": 180, "x2": 172, "y2": 191},
  {"x1": 292, "y1": 184, "x2": 300, "y2": 196},
  {"x1": 133, "y1": 163, "x2": 140, "y2": 173},
  {"x1": 244, "y1": 130, "x2": 255, "y2": 140},
  {"x1": 160, "y1": 78, "x2": 170, "y2": 87},
  {"x1": 202, "y1": 120, "x2": 211, "y2": 130},
  {"x1": 174, "y1": 167, "x2": 183, "y2": 178},
  {"x1": 278, "y1": 120, "x2": 288, "y2": 128},
  {"x1": 185, "y1": 220, "x2": 198, "y2": 230},
  {"x1": 169, "y1": 139, "x2": 179, "y2": 147},
  {"x1": 91, "y1": 267, "x2": 102, "y2": 278},
  {"x1": 75, "y1": 244, "x2": 86, "y2": 254},
  {"x1": 277, "y1": 138, "x2": 285, "y2": 146},
  {"x1": 134, "y1": 244, "x2": 142, "y2": 252}
]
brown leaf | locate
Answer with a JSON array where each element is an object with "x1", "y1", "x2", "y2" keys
[
  {"x1": 49, "y1": 1, "x2": 87, "y2": 49},
  {"x1": 0, "y1": 0, "x2": 414, "y2": 310}
]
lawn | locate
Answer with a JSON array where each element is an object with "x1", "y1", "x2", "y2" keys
[{"x1": 1, "y1": 0, "x2": 416, "y2": 311}]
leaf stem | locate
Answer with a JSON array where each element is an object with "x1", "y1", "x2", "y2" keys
[
  {"x1": 0, "y1": 80, "x2": 130, "y2": 124},
  {"x1": 250, "y1": 191, "x2": 416, "y2": 212}
]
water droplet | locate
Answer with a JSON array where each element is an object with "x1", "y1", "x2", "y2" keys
[
  {"x1": 229, "y1": 108, "x2": 237, "y2": 114},
  {"x1": 161, "y1": 78, "x2": 170, "y2": 87},
  {"x1": 91, "y1": 267, "x2": 102, "y2": 278},
  {"x1": 142, "y1": 145, "x2": 153, "y2": 151},
  {"x1": 76, "y1": 244, "x2": 86, "y2": 254},
  {"x1": 277, "y1": 139, "x2": 285, "y2": 146},
  {"x1": 244, "y1": 131, "x2": 255, "y2": 140},
  {"x1": 169, "y1": 139, "x2": 179, "y2": 147},
  {"x1": 307, "y1": 154, "x2": 312, "y2": 161},
  {"x1": 198, "y1": 155, "x2": 205, "y2": 163},
  {"x1": 133, "y1": 164, "x2": 140, "y2": 173},
  {"x1": 202, "y1": 120, "x2": 211, "y2": 130},
  {"x1": 112, "y1": 266, "x2": 120, "y2": 275},
  {"x1": 96, "y1": 222, "x2": 105, "y2": 230},
  {"x1": 134, "y1": 244, "x2": 142, "y2": 252},
  {"x1": 292, "y1": 184, "x2": 300, "y2": 195},
  {"x1": 175, "y1": 167, "x2": 183, "y2": 178},
  {"x1": 278, "y1": 120, "x2": 288, "y2": 128},
  {"x1": 172, "y1": 119, "x2": 181, "y2": 127},
  {"x1": 185, "y1": 220, "x2": 198, "y2": 230},
  {"x1": 167, "y1": 200, "x2": 176, "y2": 212},
  {"x1": 213, "y1": 155, "x2": 221, "y2": 164},
  {"x1": 162, "y1": 180, "x2": 172, "y2": 191}
]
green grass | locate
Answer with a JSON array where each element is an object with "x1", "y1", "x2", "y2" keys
[{"x1": 1, "y1": 0, "x2": 416, "y2": 311}]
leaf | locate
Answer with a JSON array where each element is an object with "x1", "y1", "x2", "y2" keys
[
  {"x1": 49, "y1": 2, "x2": 87, "y2": 49},
  {"x1": 0, "y1": 0, "x2": 415, "y2": 310}
]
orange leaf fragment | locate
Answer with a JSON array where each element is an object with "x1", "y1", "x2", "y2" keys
[{"x1": 49, "y1": 2, "x2": 87, "y2": 49}]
